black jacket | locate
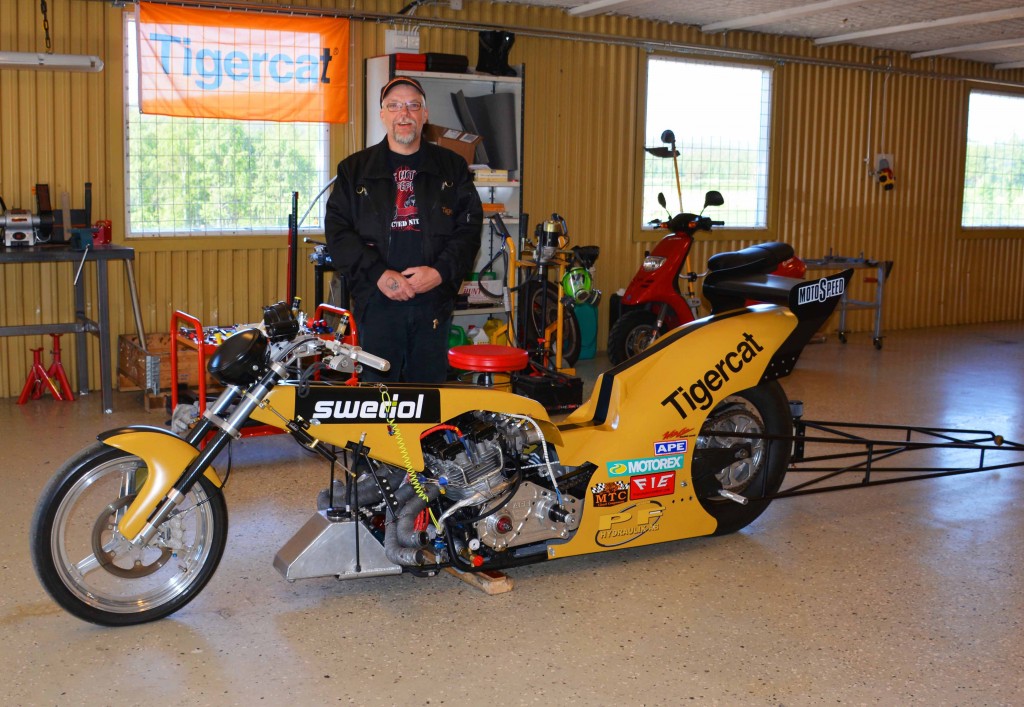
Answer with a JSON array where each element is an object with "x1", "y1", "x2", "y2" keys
[{"x1": 324, "y1": 138, "x2": 483, "y2": 319}]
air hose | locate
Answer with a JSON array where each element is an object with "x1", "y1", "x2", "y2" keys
[{"x1": 380, "y1": 385, "x2": 441, "y2": 533}]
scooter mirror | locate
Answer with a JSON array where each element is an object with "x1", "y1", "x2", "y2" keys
[
  {"x1": 704, "y1": 190, "x2": 725, "y2": 208},
  {"x1": 660, "y1": 129, "x2": 676, "y2": 145},
  {"x1": 658, "y1": 192, "x2": 667, "y2": 209}
]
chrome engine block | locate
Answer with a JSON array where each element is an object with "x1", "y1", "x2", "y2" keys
[{"x1": 473, "y1": 482, "x2": 581, "y2": 551}]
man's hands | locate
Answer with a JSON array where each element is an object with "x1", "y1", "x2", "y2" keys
[{"x1": 377, "y1": 266, "x2": 442, "y2": 301}]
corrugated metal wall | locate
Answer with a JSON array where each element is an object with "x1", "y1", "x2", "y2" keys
[{"x1": 2, "y1": 0, "x2": 1023, "y2": 398}]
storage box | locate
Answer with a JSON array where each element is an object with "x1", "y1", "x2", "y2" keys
[
  {"x1": 118, "y1": 333, "x2": 219, "y2": 406},
  {"x1": 423, "y1": 124, "x2": 482, "y2": 165},
  {"x1": 512, "y1": 372, "x2": 583, "y2": 413}
]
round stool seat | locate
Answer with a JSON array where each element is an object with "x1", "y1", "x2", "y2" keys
[{"x1": 448, "y1": 344, "x2": 529, "y2": 373}]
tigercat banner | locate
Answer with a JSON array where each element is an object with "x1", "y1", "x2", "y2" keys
[{"x1": 136, "y1": 3, "x2": 349, "y2": 123}]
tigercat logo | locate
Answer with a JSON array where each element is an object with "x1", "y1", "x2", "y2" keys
[
  {"x1": 797, "y1": 276, "x2": 845, "y2": 305},
  {"x1": 607, "y1": 454, "x2": 684, "y2": 477},
  {"x1": 595, "y1": 500, "x2": 664, "y2": 547},
  {"x1": 661, "y1": 333, "x2": 763, "y2": 421}
]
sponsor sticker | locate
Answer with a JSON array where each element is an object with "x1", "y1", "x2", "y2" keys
[
  {"x1": 630, "y1": 471, "x2": 675, "y2": 500},
  {"x1": 654, "y1": 439, "x2": 688, "y2": 456},
  {"x1": 607, "y1": 454, "x2": 684, "y2": 477},
  {"x1": 661, "y1": 333, "x2": 764, "y2": 421},
  {"x1": 590, "y1": 481, "x2": 629, "y2": 508},
  {"x1": 595, "y1": 500, "x2": 664, "y2": 547},
  {"x1": 661, "y1": 428, "x2": 695, "y2": 440},
  {"x1": 295, "y1": 387, "x2": 441, "y2": 424},
  {"x1": 796, "y1": 276, "x2": 845, "y2": 305}
]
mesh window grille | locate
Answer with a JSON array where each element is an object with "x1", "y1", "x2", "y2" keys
[
  {"x1": 124, "y1": 14, "x2": 329, "y2": 237},
  {"x1": 642, "y1": 58, "x2": 771, "y2": 230},
  {"x1": 962, "y1": 91, "x2": 1024, "y2": 229}
]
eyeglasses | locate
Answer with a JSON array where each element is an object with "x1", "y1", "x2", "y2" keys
[{"x1": 383, "y1": 101, "x2": 423, "y2": 113}]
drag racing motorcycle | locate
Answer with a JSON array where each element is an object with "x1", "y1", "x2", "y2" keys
[{"x1": 31, "y1": 246, "x2": 851, "y2": 626}]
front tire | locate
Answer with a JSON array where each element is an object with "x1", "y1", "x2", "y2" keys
[
  {"x1": 693, "y1": 382, "x2": 791, "y2": 535},
  {"x1": 607, "y1": 309, "x2": 660, "y2": 365},
  {"x1": 30, "y1": 442, "x2": 228, "y2": 626}
]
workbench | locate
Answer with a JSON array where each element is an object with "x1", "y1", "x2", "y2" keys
[
  {"x1": 803, "y1": 254, "x2": 894, "y2": 350},
  {"x1": 0, "y1": 244, "x2": 146, "y2": 412}
]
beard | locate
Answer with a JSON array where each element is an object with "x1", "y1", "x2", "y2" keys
[{"x1": 392, "y1": 123, "x2": 418, "y2": 145}]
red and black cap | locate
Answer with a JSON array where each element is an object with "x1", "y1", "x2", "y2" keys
[{"x1": 380, "y1": 76, "x2": 426, "y2": 105}]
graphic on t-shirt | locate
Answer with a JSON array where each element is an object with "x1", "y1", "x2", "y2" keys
[{"x1": 392, "y1": 166, "x2": 420, "y2": 231}]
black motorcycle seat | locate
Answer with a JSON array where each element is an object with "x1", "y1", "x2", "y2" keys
[{"x1": 707, "y1": 242, "x2": 794, "y2": 275}]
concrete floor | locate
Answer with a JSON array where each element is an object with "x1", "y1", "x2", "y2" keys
[{"x1": 2, "y1": 322, "x2": 1022, "y2": 706}]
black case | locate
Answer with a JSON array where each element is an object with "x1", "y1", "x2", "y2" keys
[{"x1": 512, "y1": 372, "x2": 583, "y2": 413}]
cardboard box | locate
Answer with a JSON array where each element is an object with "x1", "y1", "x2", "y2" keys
[{"x1": 423, "y1": 124, "x2": 482, "y2": 165}]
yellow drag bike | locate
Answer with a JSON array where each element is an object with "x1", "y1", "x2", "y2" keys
[{"x1": 32, "y1": 244, "x2": 851, "y2": 625}]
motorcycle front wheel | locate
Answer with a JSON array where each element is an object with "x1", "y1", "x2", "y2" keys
[
  {"x1": 607, "y1": 309, "x2": 660, "y2": 365},
  {"x1": 693, "y1": 382, "x2": 791, "y2": 535},
  {"x1": 30, "y1": 442, "x2": 228, "y2": 626}
]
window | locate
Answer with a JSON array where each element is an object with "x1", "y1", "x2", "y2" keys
[
  {"x1": 123, "y1": 14, "x2": 329, "y2": 237},
  {"x1": 641, "y1": 57, "x2": 771, "y2": 230},
  {"x1": 962, "y1": 90, "x2": 1024, "y2": 229}
]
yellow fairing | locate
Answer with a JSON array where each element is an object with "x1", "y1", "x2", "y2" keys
[
  {"x1": 252, "y1": 383, "x2": 561, "y2": 469},
  {"x1": 551, "y1": 305, "x2": 798, "y2": 558},
  {"x1": 101, "y1": 430, "x2": 222, "y2": 541}
]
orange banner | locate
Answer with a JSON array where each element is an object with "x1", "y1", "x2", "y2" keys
[{"x1": 137, "y1": 3, "x2": 349, "y2": 123}]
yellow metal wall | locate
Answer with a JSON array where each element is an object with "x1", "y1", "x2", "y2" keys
[{"x1": 2, "y1": 0, "x2": 1023, "y2": 398}]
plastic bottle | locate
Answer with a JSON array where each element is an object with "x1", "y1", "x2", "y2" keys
[
  {"x1": 467, "y1": 325, "x2": 489, "y2": 345},
  {"x1": 483, "y1": 316, "x2": 506, "y2": 346},
  {"x1": 448, "y1": 324, "x2": 469, "y2": 347}
]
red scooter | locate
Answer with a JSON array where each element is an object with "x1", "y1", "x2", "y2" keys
[{"x1": 608, "y1": 190, "x2": 806, "y2": 365}]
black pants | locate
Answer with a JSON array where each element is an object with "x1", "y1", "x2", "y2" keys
[{"x1": 357, "y1": 299, "x2": 451, "y2": 384}]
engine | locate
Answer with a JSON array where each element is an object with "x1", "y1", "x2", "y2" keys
[{"x1": 418, "y1": 412, "x2": 580, "y2": 553}]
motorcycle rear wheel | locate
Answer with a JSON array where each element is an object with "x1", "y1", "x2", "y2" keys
[
  {"x1": 31, "y1": 442, "x2": 228, "y2": 626},
  {"x1": 521, "y1": 281, "x2": 581, "y2": 367},
  {"x1": 693, "y1": 382, "x2": 791, "y2": 535},
  {"x1": 607, "y1": 309, "x2": 660, "y2": 365}
]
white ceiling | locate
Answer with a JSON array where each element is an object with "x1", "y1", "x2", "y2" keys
[{"x1": 509, "y1": 0, "x2": 1024, "y2": 69}]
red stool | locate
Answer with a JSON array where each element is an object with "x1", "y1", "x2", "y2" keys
[{"x1": 448, "y1": 344, "x2": 529, "y2": 389}]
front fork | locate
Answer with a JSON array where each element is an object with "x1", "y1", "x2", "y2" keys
[{"x1": 132, "y1": 361, "x2": 288, "y2": 546}]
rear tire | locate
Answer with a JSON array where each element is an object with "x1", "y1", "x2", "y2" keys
[
  {"x1": 31, "y1": 442, "x2": 228, "y2": 626},
  {"x1": 693, "y1": 382, "x2": 791, "y2": 535},
  {"x1": 607, "y1": 309, "x2": 660, "y2": 365},
  {"x1": 520, "y1": 281, "x2": 581, "y2": 367}
]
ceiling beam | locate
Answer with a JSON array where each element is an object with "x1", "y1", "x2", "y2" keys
[
  {"x1": 702, "y1": 0, "x2": 868, "y2": 33},
  {"x1": 567, "y1": 0, "x2": 633, "y2": 18},
  {"x1": 995, "y1": 60, "x2": 1024, "y2": 70},
  {"x1": 817, "y1": 7, "x2": 1024, "y2": 46},
  {"x1": 912, "y1": 37, "x2": 1024, "y2": 59}
]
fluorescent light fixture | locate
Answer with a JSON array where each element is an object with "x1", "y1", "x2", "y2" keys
[{"x1": 0, "y1": 52, "x2": 104, "y2": 72}]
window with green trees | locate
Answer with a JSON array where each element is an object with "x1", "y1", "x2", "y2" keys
[
  {"x1": 124, "y1": 14, "x2": 329, "y2": 237},
  {"x1": 962, "y1": 90, "x2": 1024, "y2": 229},
  {"x1": 641, "y1": 57, "x2": 771, "y2": 230}
]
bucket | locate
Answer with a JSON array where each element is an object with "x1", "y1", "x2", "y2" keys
[{"x1": 576, "y1": 302, "x2": 598, "y2": 360}]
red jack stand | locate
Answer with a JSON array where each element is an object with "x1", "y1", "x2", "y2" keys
[
  {"x1": 47, "y1": 334, "x2": 75, "y2": 401},
  {"x1": 17, "y1": 335, "x2": 74, "y2": 405}
]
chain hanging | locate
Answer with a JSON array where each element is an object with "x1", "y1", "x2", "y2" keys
[{"x1": 40, "y1": 0, "x2": 52, "y2": 52}]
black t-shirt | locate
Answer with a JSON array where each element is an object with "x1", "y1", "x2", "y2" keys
[{"x1": 387, "y1": 149, "x2": 424, "y2": 273}]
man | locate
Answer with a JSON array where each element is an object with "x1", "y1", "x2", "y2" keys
[{"x1": 325, "y1": 77, "x2": 483, "y2": 383}]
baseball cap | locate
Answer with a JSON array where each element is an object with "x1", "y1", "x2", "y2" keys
[{"x1": 380, "y1": 76, "x2": 426, "y2": 105}]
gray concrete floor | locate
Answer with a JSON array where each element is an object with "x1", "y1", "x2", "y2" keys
[{"x1": 2, "y1": 323, "x2": 1023, "y2": 706}]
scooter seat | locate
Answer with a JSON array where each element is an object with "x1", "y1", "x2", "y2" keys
[{"x1": 707, "y1": 242, "x2": 794, "y2": 276}]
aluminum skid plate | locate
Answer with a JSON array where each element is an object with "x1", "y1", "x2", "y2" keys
[{"x1": 274, "y1": 511, "x2": 401, "y2": 581}]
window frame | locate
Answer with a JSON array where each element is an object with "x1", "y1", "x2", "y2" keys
[
  {"x1": 121, "y1": 11, "x2": 331, "y2": 240},
  {"x1": 633, "y1": 53, "x2": 777, "y2": 243},
  {"x1": 958, "y1": 83, "x2": 1024, "y2": 240}
]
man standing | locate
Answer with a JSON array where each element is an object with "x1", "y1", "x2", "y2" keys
[{"x1": 325, "y1": 77, "x2": 483, "y2": 382}]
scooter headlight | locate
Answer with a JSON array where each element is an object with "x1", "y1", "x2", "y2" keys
[{"x1": 642, "y1": 255, "x2": 666, "y2": 272}]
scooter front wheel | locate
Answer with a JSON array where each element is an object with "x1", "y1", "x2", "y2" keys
[
  {"x1": 30, "y1": 442, "x2": 228, "y2": 626},
  {"x1": 607, "y1": 309, "x2": 660, "y2": 365},
  {"x1": 693, "y1": 382, "x2": 792, "y2": 535}
]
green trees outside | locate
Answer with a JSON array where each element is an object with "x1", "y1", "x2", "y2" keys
[{"x1": 126, "y1": 113, "x2": 326, "y2": 235}]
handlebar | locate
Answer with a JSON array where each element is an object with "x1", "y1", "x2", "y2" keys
[{"x1": 353, "y1": 347, "x2": 391, "y2": 372}]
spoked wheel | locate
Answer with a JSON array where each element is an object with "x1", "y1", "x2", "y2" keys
[
  {"x1": 30, "y1": 442, "x2": 227, "y2": 626},
  {"x1": 521, "y1": 281, "x2": 581, "y2": 367},
  {"x1": 607, "y1": 309, "x2": 660, "y2": 365},
  {"x1": 693, "y1": 382, "x2": 792, "y2": 535}
]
